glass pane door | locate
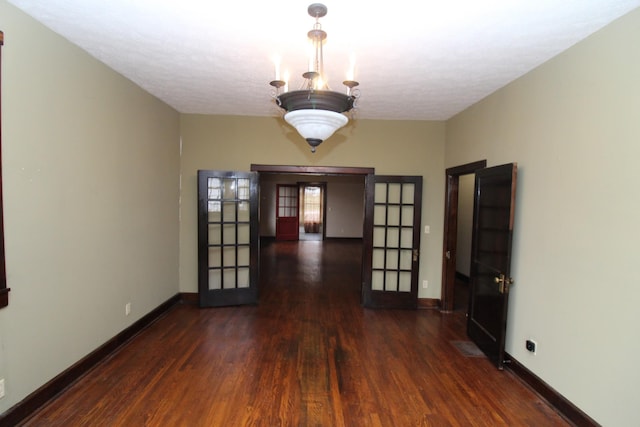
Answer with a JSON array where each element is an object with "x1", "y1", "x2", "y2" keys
[
  {"x1": 198, "y1": 170, "x2": 258, "y2": 307},
  {"x1": 363, "y1": 175, "x2": 422, "y2": 309}
]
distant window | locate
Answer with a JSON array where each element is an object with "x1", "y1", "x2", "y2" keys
[{"x1": 303, "y1": 186, "x2": 321, "y2": 224}]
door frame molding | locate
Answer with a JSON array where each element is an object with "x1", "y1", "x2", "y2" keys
[
  {"x1": 440, "y1": 160, "x2": 486, "y2": 312},
  {"x1": 251, "y1": 164, "x2": 374, "y2": 176}
]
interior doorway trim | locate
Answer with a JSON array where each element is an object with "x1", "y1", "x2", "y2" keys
[
  {"x1": 251, "y1": 164, "x2": 374, "y2": 175},
  {"x1": 441, "y1": 160, "x2": 487, "y2": 312}
]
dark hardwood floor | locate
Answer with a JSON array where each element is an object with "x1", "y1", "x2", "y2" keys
[{"x1": 21, "y1": 240, "x2": 568, "y2": 426}]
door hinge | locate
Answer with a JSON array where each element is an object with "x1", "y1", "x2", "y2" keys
[
  {"x1": 445, "y1": 250, "x2": 451, "y2": 260},
  {"x1": 412, "y1": 249, "x2": 419, "y2": 262}
]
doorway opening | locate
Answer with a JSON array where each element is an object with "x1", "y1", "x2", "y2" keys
[
  {"x1": 453, "y1": 173, "x2": 474, "y2": 312},
  {"x1": 299, "y1": 183, "x2": 326, "y2": 241},
  {"x1": 252, "y1": 164, "x2": 370, "y2": 302},
  {"x1": 441, "y1": 160, "x2": 486, "y2": 312},
  {"x1": 253, "y1": 165, "x2": 371, "y2": 246},
  {"x1": 249, "y1": 164, "x2": 424, "y2": 309}
]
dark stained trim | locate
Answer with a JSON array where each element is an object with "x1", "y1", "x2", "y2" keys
[
  {"x1": 251, "y1": 164, "x2": 374, "y2": 175},
  {"x1": 445, "y1": 160, "x2": 487, "y2": 177},
  {"x1": 417, "y1": 298, "x2": 441, "y2": 309},
  {"x1": 180, "y1": 292, "x2": 199, "y2": 305},
  {"x1": 0, "y1": 294, "x2": 182, "y2": 427},
  {"x1": 0, "y1": 289, "x2": 8, "y2": 308},
  {"x1": 505, "y1": 353, "x2": 600, "y2": 426}
]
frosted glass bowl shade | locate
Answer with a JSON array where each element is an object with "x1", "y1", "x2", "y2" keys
[{"x1": 284, "y1": 109, "x2": 348, "y2": 152}]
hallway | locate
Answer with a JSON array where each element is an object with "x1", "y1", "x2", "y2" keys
[{"x1": 21, "y1": 240, "x2": 568, "y2": 426}]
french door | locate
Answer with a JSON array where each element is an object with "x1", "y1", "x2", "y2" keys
[
  {"x1": 275, "y1": 184, "x2": 299, "y2": 240},
  {"x1": 467, "y1": 163, "x2": 517, "y2": 368},
  {"x1": 362, "y1": 175, "x2": 422, "y2": 309},
  {"x1": 197, "y1": 170, "x2": 259, "y2": 307}
]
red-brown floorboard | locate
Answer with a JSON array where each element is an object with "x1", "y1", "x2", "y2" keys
[{"x1": 21, "y1": 240, "x2": 568, "y2": 426}]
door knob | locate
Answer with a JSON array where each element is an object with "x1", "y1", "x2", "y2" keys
[{"x1": 494, "y1": 274, "x2": 514, "y2": 294}]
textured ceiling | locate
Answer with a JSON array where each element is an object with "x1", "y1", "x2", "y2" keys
[{"x1": 7, "y1": 0, "x2": 640, "y2": 120}]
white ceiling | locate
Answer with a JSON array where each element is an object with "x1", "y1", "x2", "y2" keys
[{"x1": 7, "y1": 0, "x2": 640, "y2": 120}]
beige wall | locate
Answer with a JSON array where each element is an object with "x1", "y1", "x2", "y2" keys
[
  {"x1": 324, "y1": 179, "x2": 365, "y2": 238},
  {"x1": 178, "y1": 115, "x2": 446, "y2": 299},
  {"x1": 446, "y1": 8, "x2": 640, "y2": 426},
  {"x1": 6, "y1": 0, "x2": 636, "y2": 423},
  {"x1": 0, "y1": 1, "x2": 181, "y2": 412}
]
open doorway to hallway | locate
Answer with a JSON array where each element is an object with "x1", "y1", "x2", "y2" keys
[
  {"x1": 299, "y1": 183, "x2": 325, "y2": 241},
  {"x1": 258, "y1": 173, "x2": 366, "y2": 242},
  {"x1": 441, "y1": 160, "x2": 486, "y2": 312}
]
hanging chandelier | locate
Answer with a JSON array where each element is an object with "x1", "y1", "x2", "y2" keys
[{"x1": 270, "y1": 3, "x2": 360, "y2": 153}]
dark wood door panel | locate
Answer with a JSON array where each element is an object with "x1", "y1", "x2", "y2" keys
[{"x1": 467, "y1": 163, "x2": 517, "y2": 368}]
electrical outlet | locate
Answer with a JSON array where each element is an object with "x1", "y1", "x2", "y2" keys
[
  {"x1": 422, "y1": 280, "x2": 428, "y2": 289},
  {"x1": 526, "y1": 339, "x2": 537, "y2": 354},
  {"x1": 125, "y1": 302, "x2": 131, "y2": 316},
  {"x1": 0, "y1": 378, "x2": 5, "y2": 399}
]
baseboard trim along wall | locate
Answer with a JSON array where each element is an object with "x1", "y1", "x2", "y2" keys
[
  {"x1": 0, "y1": 294, "x2": 182, "y2": 427},
  {"x1": 417, "y1": 298, "x2": 441, "y2": 309},
  {"x1": 505, "y1": 353, "x2": 599, "y2": 426},
  {"x1": 180, "y1": 292, "x2": 198, "y2": 305}
]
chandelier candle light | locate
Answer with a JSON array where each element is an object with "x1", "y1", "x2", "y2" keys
[{"x1": 270, "y1": 3, "x2": 360, "y2": 153}]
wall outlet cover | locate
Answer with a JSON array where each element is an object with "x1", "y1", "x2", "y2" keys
[{"x1": 526, "y1": 339, "x2": 537, "y2": 354}]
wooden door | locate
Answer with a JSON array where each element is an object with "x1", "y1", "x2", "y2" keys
[
  {"x1": 362, "y1": 175, "x2": 422, "y2": 308},
  {"x1": 276, "y1": 184, "x2": 299, "y2": 241},
  {"x1": 467, "y1": 163, "x2": 517, "y2": 368},
  {"x1": 0, "y1": 32, "x2": 7, "y2": 309},
  {"x1": 197, "y1": 170, "x2": 259, "y2": 307}
]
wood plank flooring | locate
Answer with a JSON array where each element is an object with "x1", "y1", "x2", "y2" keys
[{"x1": 21, "y1": 240, "x2": 569, "y2": 426}]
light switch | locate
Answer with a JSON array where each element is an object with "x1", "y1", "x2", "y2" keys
[{"x1": 424, "y1": 225, "x2": 430, "y2": 234}]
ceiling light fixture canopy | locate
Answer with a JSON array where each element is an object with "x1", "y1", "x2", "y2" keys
[{"x1": 270, "y1": 3, "x2": 360, "y2": 153}]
